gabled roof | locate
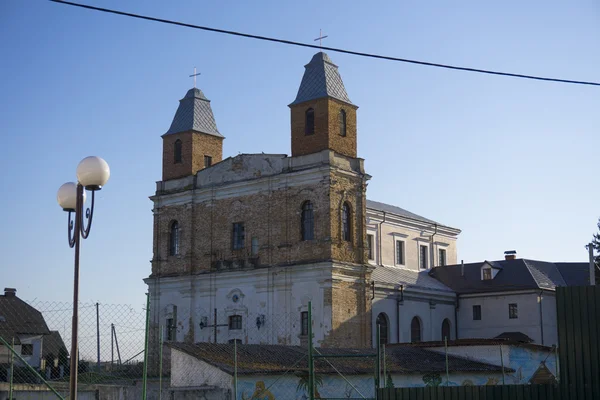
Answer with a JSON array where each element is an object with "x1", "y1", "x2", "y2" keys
[
  {"x1": 168, "y1": 342, "x2": 508, "y2": 375},
  {"x1": 373, "y1": 266, "x2": 454, "y2": 293},
  {"x1": 164, "y1": 88, "x2": 223, "y2": 138},
  {"x1": 42, "y1": 331, "x2": 68, "y2": 358},
  {"x1": 0, "y1": 294, "x2": 50, "y2": 343},
  {"x1": 289, "y1": 52, "x2": 353, "y2": 106},
  {"x1": 430, "y1": 259, "x2": 586, "y2": 294}
]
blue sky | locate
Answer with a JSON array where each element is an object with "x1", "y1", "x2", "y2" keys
[{"x1": 1, "y1": 0, "x2": 598, "y2": 305}]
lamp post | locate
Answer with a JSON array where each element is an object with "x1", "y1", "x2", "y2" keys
[{"x1": 57, "y1": 156, "x2": 110, "y2": 400}]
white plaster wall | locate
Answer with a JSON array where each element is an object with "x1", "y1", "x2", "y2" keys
[
  {"x1": 373, "y1": 294, "x2": 456, "y2": 344},
  {"x1": 171, "y1": 349, "x2": 232, "y2": 388},
  {"x1": 18, "y1": 335, "x2": 43, "y2": 368},
  {"x1": 458, "y1": 292, "x2": 544, "y2": 343},
  {"x1": 147, "y1": 262, "x2": 335, "y2": 346}
]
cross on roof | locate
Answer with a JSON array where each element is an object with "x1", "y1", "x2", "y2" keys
[
  {"x1": 314, "y1": 29, "x2": 328, "y2": 48},
  {"x1": 189, "y1": 67, "x2": 201, "y2": 88}
]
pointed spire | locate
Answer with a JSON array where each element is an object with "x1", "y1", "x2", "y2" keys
[
  {"x1": 165, "y1": 88, "x2": 223, "y2": 137},
  {"x1": 290, "y1": 52, "x2": 353, "y2": 106}
]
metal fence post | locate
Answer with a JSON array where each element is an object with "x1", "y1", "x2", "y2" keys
[
  {"x1": 234, "y1": 338, "x2": 238, "y2": 400},
  {"x1": 142, "y1": 293, "x2": 150, "y2": 400},
  {"x1": 159, "y1": 325, "x2": 163, "y2": 400},
  {"x1": 382, "y1": 343, "x2": 386, "y2": 388},
  {"x1": 500, "y1": 344, "x2": 505, "y2": 385},
  {"x1": 376, "y1": 323, "x2": 381, "y2": 390},
  {"x1": 9, "y1": 337, "x2": 14, "y2": 400},
  {"x1": 445, "y1": 336, "x2": 449, "y2": 386},
  {"x1": 308, "y1": 301, "x2": 314, "y2": 400}
]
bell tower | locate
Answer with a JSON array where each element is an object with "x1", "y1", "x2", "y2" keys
[
  {"x1": 162, "y1": 88, "x2": 224, "y2": 181},
  {"x1": 289, "y1": 52, "x2": 358, "y2": 158}
]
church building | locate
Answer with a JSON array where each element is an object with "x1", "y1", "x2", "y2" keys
[{"x1": 145, "y1": 52, "x2": 461, "y2": 351}]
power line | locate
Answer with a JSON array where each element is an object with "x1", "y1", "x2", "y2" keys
[{"x1": 50, "y1": 0, "x2": 600, "y2": 87}]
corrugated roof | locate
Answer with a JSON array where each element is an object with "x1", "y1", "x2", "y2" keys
[
  {"x1": 373, "y1": 266, "x2": 454, "y2": 293},
  {"x1": 168, "y1": 342, "x2": 507, "y2": 375},
  {"x1": 165, "y1": 88, "x2": 223, "y2": 137},
  {"x1": 290, "y1": 52, "x2": 353, "y2": 106},
  {"x1": 430, "y1": 259, "x2": 586, "y2": 294},
  {"x1": 367, "y1": 200, "x2": 438, "y2": 225}
]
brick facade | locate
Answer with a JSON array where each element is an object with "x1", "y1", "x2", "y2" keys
[
  {"x1": 290, "y1": 98, "x2": 358, "y2": 158},
  {"x1": 162, "y1": 130, "x2": 223, "y2": 181}
]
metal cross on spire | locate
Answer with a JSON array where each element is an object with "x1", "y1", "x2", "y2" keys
[
  {"x1": 314, "y1": 29, "x2": 328, "y2": 48},
  {"x1": 189, "y1": 67, "x2": 201, "y2": 88}
]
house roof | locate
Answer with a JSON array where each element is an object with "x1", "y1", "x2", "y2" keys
[
  {"x1": 0, "y1": 293, "x2": 50, "y2": 344},
  {"x1": 389, "y1": 338, "x2": 552, "y2": 352},
  {"x1": 42, "y1": 331, "x2": 68, "y2": 358},
  {"x1": 168, "y1": 342, "x2": 509, "y2": 375},
  {"x1": 289, "y1": 52, "x2": 353, "y2": 106},
  {"x1": 494, "y1": 332, "x2": 534, "y2": 343},
  {"x1": 367, "y1": 199, "x2": 437, "y2": 225},
  {"x1": 429, "y1": 259, "x2": 586, "y2": 294},
  {"x1": 164, "y1": 88, "x2": 223, "y2": 137},
  {"x1": 555, "y1": 262, "x2": 592, "y2": 286},
  {"x1": 373, "y1": 266, "x2": 454, "y2": 293}
]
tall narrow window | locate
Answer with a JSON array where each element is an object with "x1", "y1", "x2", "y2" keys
[
  {"x1": 339, "y1": 109, "x2": 347, "y2": 137},
  {"x1": 229, "y1": 315, "x2": 242, "y2": 330},
  {"x1": 232, "y1": 223, "x2": 245, "y2": 250},
  {"x1": 251, "y1": 237, "x2": 259, "y2": 256},
  {"x1": 376, "y1": 313, "x2": 389, "y2": 345},
  {"x1": 438, "y1": 249, "x2": 447, "y2": 267},
  {"x1": 509, "y1": 303, "x2": 518, "y2": 319},
  {"x1": 420, "y1": 245, "x2": 428, "y2": 269},
  {"x1": 301, "y1": 201, "x2": 314, "y2": 241},
  {"x1": 441, "y1": 319, "x2": 451, "y2": 341},
  {"x1": 169, "y1": 221, "x2": 180, "y2": 256},
  {"x1": 301, "y1": 311, "x2": 309, "y2": 336},
  {"x1": 342, "y1": 202, "x2": 352, "y2": 242},
  {"x1": 395, "y1": 241, "x2": 405, "y2": 265},
  {"x1": 204, "y1": 155, "x2": 212, "y2": 168},
  {"x1": 305, "y1": 108, "x2": 315, "y2": 135},
  {"x1": 166, "y1": 318, "x2": 176, "y2": 341},
  {"x1": 174, "y1": 139, "x2": 182, "y2": 164},
  {"x1": 367, "y1": 234, "x2": 374, "y2": 260},
  {"x1": 473, "y1": 305, "x2": 482, "y2": 321},
  {"x1": 411, "y1": 317, "x2": 421, "y2": 342}
]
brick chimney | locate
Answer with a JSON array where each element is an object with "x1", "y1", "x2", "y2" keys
[
  {"x1": 4, "y1": 288, "x2": 16, "y2": 297},
  {"x1": 504, "y1": 250, "x2": 517, "y2": 260}
]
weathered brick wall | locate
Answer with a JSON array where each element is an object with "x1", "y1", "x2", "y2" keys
[
  {"x1": 290, "y1": 98, "x2": 357, "y2": 158},
  {"x1": 162, "y1": 131, "x2": 224, "y2": 181}
]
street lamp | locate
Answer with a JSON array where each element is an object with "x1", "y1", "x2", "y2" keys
[{"x1": 57, "y1": 156, "x2": 110, "y2": 400}]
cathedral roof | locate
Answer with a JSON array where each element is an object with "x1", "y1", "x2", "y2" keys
[
  {"x1": 164, "y1": 88, "x2": 223, "y2": 138},
  {"x1": 289, "y1": 52, "x2": 354, "y2": 106}
]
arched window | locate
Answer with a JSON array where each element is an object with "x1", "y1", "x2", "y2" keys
[
  {"x1": 339, "y1": 109, "x2": 347, "y2": 137},
  {"x1": 301, "y1": 201, "x2": 314, "y2": 241},
  {"x1": 411, "y1": 317, "x2": 421, "y2": 343},
  {"x1": 174, "y1": 139, "x2": 182, "y2": 164},
  {"x1": 305, "y1": 108, "x2": 315, "y2": 135},
  {"x1": 169, "y1": 221, "x2": 180, "y2": 256},
  {"x1": 441, "y1": 319, "x2": 451, "y2": 341},
  {"x1": 376, "y1": 313, "x2": 389, "y2": 345},
  {"x1": 342, "y1": 202, "x2": 352, "y2": 242}
]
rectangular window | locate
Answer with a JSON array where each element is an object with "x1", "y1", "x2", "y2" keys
[
  {"x1": 228, "y1": 339, "x2": 242, "y2": 345},
  {"x1": 473, "y1": 305, "x2": 482, "y2": 321},
  {"x1": 420, "y1": 245, "x2": 428, "y2": 269},
  {"x1": 301, "y1": 311, "x2": 309, "y2": 336},
  {"x1": 482, "y1": 268, "x2": 492, "y2": 280},
  {"x1": 232, "y1": 222, "x2": 245, "y2": 250},
  {"x1": 396, "y1": 241, "x2": 405, "y2": 265},
  {"x1": 21, "y1": 344, "x2": 33, "y2": 356},
  {"x1": 438, "y1": 249, "x2": 446, "y2": 267},
  {"x1": 509, "y1": 303, "x2": 518, "y2": 319},
  {"x1": 229, "y1": 315, "x2": 242, "y2": 330},
  {"x1": 367, "y1": 234, "x2": 374, "y2": 260},
  {"x1": 204, "y1": 155, "x2": 212, "y2": 168},
  {"x1": 251, "y1": 237, "x2": 259, "y2": 256}
]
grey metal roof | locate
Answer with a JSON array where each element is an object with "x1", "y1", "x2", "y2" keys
[
  {"x1": 430, "y1": 259, "x2": 585, "y2": 294},
  {"x1": 555, "y1": 262, "x2": 592, "y2": 286},
  {"x1": 165, "y1": 88, "x2": 223, "y2": 137},
  {"x1": 290, "y1": 52, "x2": 353, "y2": 106},
  {"x1": 373, "y1": 266, "x2": 454, "y2": 293},
  {"x1": 367, "y1": 199, "x2": 438, "y2": 225}
]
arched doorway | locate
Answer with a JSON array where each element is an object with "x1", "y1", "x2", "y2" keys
[
  {"x1": 411, "y1": 316, "x2": 422, "y2": 342},
  {"x1": 441, "y1": 318, "x2": 451, "y2": 341},
  {"x1": 376, "y1": 313, "x2": 389, "y2": 344}
]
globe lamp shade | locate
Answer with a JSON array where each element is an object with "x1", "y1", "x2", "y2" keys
[
  {"x1": 57, "y1": 182, "x2": 77, "y2": 211},
  {"x1": 76, "y1": 156, "x2": 110, "y2": 190}
]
